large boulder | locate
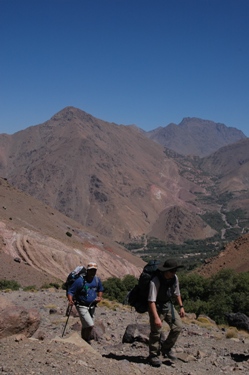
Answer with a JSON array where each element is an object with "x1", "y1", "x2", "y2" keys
[
  {"x1": 0, "y1": 295, "x2": 40, "y2": 339},
  {"x1": 225, "y1": 312, "x2": 249, "y2": 332},
  {"x1": 122, "y1": 323, "x2": 150, "y2": 344}
]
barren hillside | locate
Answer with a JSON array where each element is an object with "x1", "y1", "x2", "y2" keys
[
  {"x1": 0, "y1": 107, "x2": 248, "y2": 252},
  {"x1": 196, "y1": 233, "x2": 249, "y2": 277},
  {"x1": 0, "y1": 177, "x2": 144, "y2": 287},
  {"x1": 0, "y1": 107, "x2": 213, "y2": 244}
]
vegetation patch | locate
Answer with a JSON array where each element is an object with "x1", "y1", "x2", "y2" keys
[
  {"x1": 41, "y1": 282, "x2": 61, "y2": 289},
  {"x1": 23, "y1": 285, "x2": 38, "y2": 292},
  {"x1": 226, "y1": 327, "x2": 239, "y2": 339},
  {"x1": 102, "y1": 274, "x2": 137, "y2": 304},
  {"x1": 99, "y1": 299, "x2": 124, "y2": 311},
  {"x1": 180, "y1": 269, "x2": 249, "y2": 324},
  {"x1": 201, "y1": 212, "x2": 226, "y2": 231},
  {"x1": 0, "y1": 279, "x2": 20, "y2": 291},
  {"x1": 123, "y1": 236, "x2": 222, "y2": 270}
]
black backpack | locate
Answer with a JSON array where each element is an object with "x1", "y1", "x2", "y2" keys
[
  {"x1": 63, "y1": 266, "x2": 87, "y2": 294},
  {"x1": 126, "y1": 260, "x2": 161, "y2": 313}
]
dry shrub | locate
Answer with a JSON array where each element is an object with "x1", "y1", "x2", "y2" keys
[
  {"x1": 188, "y1": 316, "x2": 217, "y2": 329},
  {"x1": 44, "y1": 304, "x2": 57, "y2": 309},
  {"x1": 99, "y1": 299, "x2": 122, "y2": 311},
  {"x1": 238, "y1": 329, "x2": 249, "y2": 337},
  {"x1": 226, "y1": 327, "x2": 238, "y2": 339},
  {"x1": 197, "y1": 316, "x2": 212, "y2": 324}
]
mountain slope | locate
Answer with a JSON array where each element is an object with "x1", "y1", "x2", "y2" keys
[
  {"x1": 0, "y1": 177, "x2": 144, "y2": 287},
  {"x1": 199, "y1": 138, "x2": 249, "y2": 177},
  {"x1": 149, "y1": 206, "x2": 216, "y2": 244},
  {"x1": 146, "y1": 117, "x2": 246, "y2": 157},
  {"x1": 199, "y1": 138, "x2": 249, "y2": 214},
  {"x1": 0, "y1": 107, "x2": 212, "y2": 244},
  {"x1": 196, "y1": 233, "x2": 249, "y2": 277}
]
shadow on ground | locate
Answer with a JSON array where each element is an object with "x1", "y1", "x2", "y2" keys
[{"x1": 103, "y1": 353, "x2": 173, "y2": 367}]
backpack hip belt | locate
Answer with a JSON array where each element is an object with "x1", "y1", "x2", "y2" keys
[{"x1": 76, "y1": 301, "x2": 91, "y2": 307}]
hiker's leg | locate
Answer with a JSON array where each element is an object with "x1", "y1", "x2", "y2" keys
[
  {"x1": 149, "y1": 311, "x2": 164, "y2": 357},
  {"x1": 81, "y1": 326, "x2": 94, "y2": 342},
  {"x1": 76, "y1": 305, "x2": 94, "y2": 343},
  {"x1": 161, "y1": 305, "x2": 183, "y2": 351}
]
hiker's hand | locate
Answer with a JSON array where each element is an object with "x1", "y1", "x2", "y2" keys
[
  {"x1": 179, "y1": 307, "x2": 185, "y2": 318},
  {"x1": 68, "y1": 299, "x2": 74, "y2": 306},
  {"x1": 154, "y1": 316, "x2": 162, "y2": 328},
  {"x1": 95, "y1": 296, "x2": 102, "y2": 303}
]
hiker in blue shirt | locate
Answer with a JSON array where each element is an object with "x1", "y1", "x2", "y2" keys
[{"x1": 67, "y1": 261, "x2": 104, "y2": 343}]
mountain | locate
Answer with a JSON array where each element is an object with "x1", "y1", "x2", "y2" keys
[
  {"x1": 199, "y1": 138, "x2": 249, "y2": 213},
  {"x1": 0, "y1": 107, "x2": 213, "y2": 244},
  {"x1": 199, "y1": 138, "x2": 249, "y2": 176},
  {"x1": 196, "y1": 232, "x2": 249, "y2": 277},
  {"x1": 146, "y1": 117, "x2": 246, "y2": 157},
  {"x1": 0, "y1": 177, "x2": 144, "y2": 287},
  {"x1": 148, "y1": 206, "x2": 216, "y2": 244},
  {"x1": 1, "y1": 107, "x2": 249, "y2": 288},
  {"x1": 0, "y1": 106, "x2": 248, "y2": 250}
]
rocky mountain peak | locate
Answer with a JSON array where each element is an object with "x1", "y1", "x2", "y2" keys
[{"x1": 146, "y1": 117, "x2": 246, "y2": 157}]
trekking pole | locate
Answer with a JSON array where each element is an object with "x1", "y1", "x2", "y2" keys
[{"x1": 62, "y1": 304, "x2": 72, "y2": 337}]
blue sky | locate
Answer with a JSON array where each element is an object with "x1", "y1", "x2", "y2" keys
[{"x1": 1, "y1": 0, "x2": 249, "y2": 136}]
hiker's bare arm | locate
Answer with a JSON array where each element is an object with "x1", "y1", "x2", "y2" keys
[
  {"x1": 95, "y1": 291, "x2": 103, "y2": 303},
  {"x1": 176, "y1": 295, "x2": 185, "y2": 317},
  {"x1": 148, "y1": 301, "x2": 162, "y2": 328}
]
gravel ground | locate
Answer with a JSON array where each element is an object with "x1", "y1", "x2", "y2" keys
[{"x1": 0, "y1": 288, "x2": 249, "y2": 375}]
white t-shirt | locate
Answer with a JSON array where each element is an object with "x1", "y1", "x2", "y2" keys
[{"x1": 148, "y1": 274, "x2": 180, "y2": 302}]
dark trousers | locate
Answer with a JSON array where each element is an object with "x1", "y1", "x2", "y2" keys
[{"x1": 149, "y1": 302, "x2": 183, "y2": 357}]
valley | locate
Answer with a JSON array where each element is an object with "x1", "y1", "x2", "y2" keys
[{"x1": 0, "y1": 107, "x2": 249, "y2": 282}]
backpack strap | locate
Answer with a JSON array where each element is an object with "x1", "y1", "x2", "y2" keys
[
  {"x1": 79, "y1": 275, "x2": 100, "y2": 292},
  {"x1": 156, "y1": 273, "x2": 177, "y2": 305}
]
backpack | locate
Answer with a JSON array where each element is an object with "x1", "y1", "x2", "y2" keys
[
  {"x1": 63, "y1": 265, "x2": 87, "y2": 294},
  {"x1": 126, "y1": 260, "x2": 161, "y2": 313}
]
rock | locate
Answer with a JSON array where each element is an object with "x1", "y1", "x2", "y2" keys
[
  {"x1": 122, "y1": 323, "x2": 150, "y2": 344},
  {"x1": 231, "y1": 353, "x2": 249, "y2": 362},
  {"x1": 49, "y1": 308, "x2": 57, "y2": 314},
  {"x1": 177, "y1": 352, "x2": 196, "y2": 362},
  {"x1": 225, "y1": 312, "x2": 249, "y2": 332},
  {"x1": 52, "y1": 332, "x2": 101, "y2": 356},
  {"x1": 0, "y1": 295, "x2": 40, "y2": 338}
]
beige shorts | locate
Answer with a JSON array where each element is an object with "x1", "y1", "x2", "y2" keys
[{"x1": 76, "y1": 305, "x2": 94, "y2": 328}]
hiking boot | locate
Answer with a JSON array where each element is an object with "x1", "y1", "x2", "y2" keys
[
  {"x1": 162, "y1": 349, "x2": 177, "y2": 360},
  {"x1": 148, "y1": 356, "x2": 162, "y2": 367}
]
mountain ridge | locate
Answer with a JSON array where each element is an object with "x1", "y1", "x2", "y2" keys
[
  {"x1": 146, "y1": 117, "x2": 246, "y2": 157},
  {"x1": 0, "y1": 106, "x2": 248, "y2": 248},
  {"x1": 0, "y1": 107, "x2": 209, "y2": 244},
  {"x1": 0, "y1": 107, "x2": 249, "y2": 283}
]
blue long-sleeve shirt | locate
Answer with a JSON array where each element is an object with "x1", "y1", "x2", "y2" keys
[{"x1": 68, "y1": 275, "x2": 104, "y2": 306}]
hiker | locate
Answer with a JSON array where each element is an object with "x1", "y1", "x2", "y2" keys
[
  {"x1": 67, "y1": 261, "x2": 104, "y2": 343},
  {"x1": 148, "y1": 258, "x2": 185, "y2": 367}
]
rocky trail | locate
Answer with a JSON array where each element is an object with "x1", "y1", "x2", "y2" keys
[{"x1": 0, "y1": 288, "x2": 249, "y2": 375}]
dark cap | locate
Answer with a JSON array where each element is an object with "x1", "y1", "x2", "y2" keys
[{"x1": 157, "y1": 258, "x2": 184, "y2": 272}]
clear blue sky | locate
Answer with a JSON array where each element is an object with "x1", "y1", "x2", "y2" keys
[{"x1": 1, "y1": 0, "x2": 249, "y2": 136}]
